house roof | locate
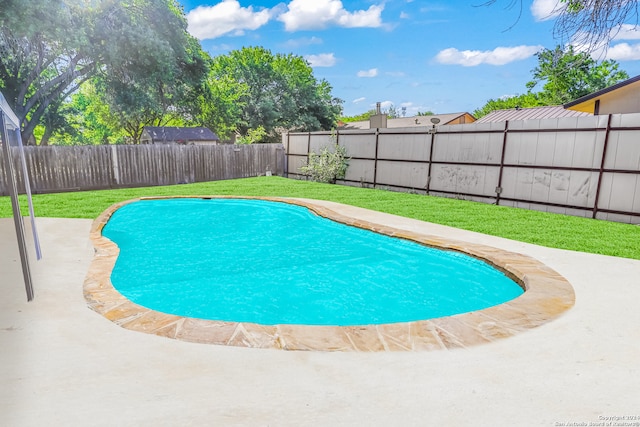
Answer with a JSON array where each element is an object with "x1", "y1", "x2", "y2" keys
[
  {"x1": 339, "y1": 112, "x2": 474, "y2": 129},
  {"x1": 564, "y1": 74, "x2": 640, "y2": 113},
  {"x1": 475, "y1": 105, "x2": 591, "y2": 123},
  {"x1": 142, "y1": 126, "x2": 219, "y2": 142}
]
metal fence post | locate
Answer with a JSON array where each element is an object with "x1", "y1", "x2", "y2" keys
[{"x1": 592, "y1": 114, "x2": 613, "y2": 219}]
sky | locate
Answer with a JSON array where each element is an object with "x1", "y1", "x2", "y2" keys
[{"x1": 177, "y1": 0, "x2": 640, "y2": 117}]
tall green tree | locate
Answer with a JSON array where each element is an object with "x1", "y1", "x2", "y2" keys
[
  {"x1": 62, "y1": 83, "x2": 127, "y2": 145},
  {"x1": 209, "y1": 47, "x2": 342, "y2": 143},
  {"x1": 474, "y1": 45, "x2": 629, "y2": 117},
  {"x1": 196, "y1": 74, "x2": 248, "y2": 141},
  {"x1": 0, "y1": 0, "x2": 206, "y2": 144},
  {"x1": 526, "y1": 45, "x2": 629, "y2": 105},
  {"x1": 97, "y1": 32, "x2": 210, "y2": 143}
]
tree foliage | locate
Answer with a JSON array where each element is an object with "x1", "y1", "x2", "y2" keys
[
  {"x1": 473, "y1": 93, "x2": 544, "y2": 118},
  {"x1": 63, "y1": 83, "x2": 127, "y2": 145},
  {"x1": 96, "y1": 32, "x2": 210, "y2": 143},
  {"x1": 237, "y1": 126, "x2": 267, "y2": 144},
  {"x1": 196, "y1": 74, "x2": 248, "y2": 141},
  {"x1": 527, "y1": 45, "x2": 629, "y2": 105},
  {"x1": 209, "y1": 47, "x2": 342, "y2": 143},
  {"x1": 339, "y1": 109, "x2": 377, "y2": 122},
  {"x1": 474, "y1": 45, "x2": 629, "y2": 117},
  {"x1": 340, "y1": 105, "x2": 428, "y2": 123},
  {"x1": 0, "y1": 0, "x2": 207, "y2": 144},
  {"x1": 554, "y1": 0, "x2": 639, "y2": 52}
]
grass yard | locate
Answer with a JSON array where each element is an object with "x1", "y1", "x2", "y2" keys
[{"x1": 1, "y1": 176, "x2": 639, "y2": 259}]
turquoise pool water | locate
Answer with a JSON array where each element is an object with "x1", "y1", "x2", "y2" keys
[{"x1": 102, "y1": 198, "x2": 523, "y2": 326}]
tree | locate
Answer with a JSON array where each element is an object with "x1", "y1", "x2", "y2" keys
[
  {"x1": 196, "y1": 74, "x2": 248, "y2": 142},
  {"x1": 0, "y1": 0, "x2": 206, "y2": 144},
  {"x1": 527, "y1": 45, "x2": 629, "y2": 105},
  {"x1": 385, "y1": 104, "x2": 399, "y2": 119},
  {"x1": 339, "y1": 110, "x2": 377, "y2": 122},
  {"x1": 473, "y1": 93, "x2": 544, "y2": 118},
  {"x1": 554, "y1": 0, "x2": 639, "y2": 52},
  {"x1": 209, "y1": 47, "x2": 342, "y2": 143},
  {"x1": 487, "y1": 1, "x2": 639, "y2": 55},
  {"x1": 62, "y1": 83, "x2": 127, "y2": 145},
  {"x1": 96, "y1": 32, "x2": 210, "y2": 143},
  {"x1": 474, "y1": 45, "x2": 628, "y2": 116},
  {"x1": 340, "y1": 105, "x2": 419, "y2": 123}
]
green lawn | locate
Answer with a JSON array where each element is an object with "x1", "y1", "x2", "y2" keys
[{"x1": 2, "y1": 176, "x2": 639, "y2": 259}]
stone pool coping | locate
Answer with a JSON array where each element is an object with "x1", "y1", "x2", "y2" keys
[{"x1": 83, "y1": 196, "x2": 575, "y2": 352}]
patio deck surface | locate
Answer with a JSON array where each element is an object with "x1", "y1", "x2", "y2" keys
[{"x1": 1, "y1": 200, "x2": 639, "y2": 426}]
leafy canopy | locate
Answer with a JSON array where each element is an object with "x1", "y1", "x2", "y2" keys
[
  {"x1": 474, "y1": 45, "x2": 628, "y2": 118},
  {"x1": 0, "y1": 0, "x2": 208, "y2": 144},
  {"x1": 209, "y1": 47, "x2": 343, "y2": 143},
  {"x1": 526, "y1": 45, "x2": 629, "y2": 105},
  {"x1": 473, "y1": 93, "x2": 544, "y2": 119}
]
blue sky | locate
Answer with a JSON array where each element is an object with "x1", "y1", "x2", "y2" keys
[{"x1": 178, "y1": 0, "x2": 640, "y2": 117}]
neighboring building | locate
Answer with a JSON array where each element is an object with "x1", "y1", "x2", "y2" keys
[
  {"x1": 564, "y1": 74, "x2": 640, "y2": 115},
  {"x1": 339, "y1": 112, "x2": 476, "y2": 130},
  {"x1": 475, "y1": 105, "x2": 591, "y2": 123},
  {"x1": 140, "y1": 126, "x2": 220, "y2": 145}
]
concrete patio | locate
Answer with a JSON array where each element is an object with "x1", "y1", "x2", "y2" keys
[{"x1": 1, "y1": 202, "x2": 639, "y2": 426}]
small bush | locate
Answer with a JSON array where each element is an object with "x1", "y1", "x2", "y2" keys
[{"x1": 300, "y1": 143, "x2": 349, "y2": 184}]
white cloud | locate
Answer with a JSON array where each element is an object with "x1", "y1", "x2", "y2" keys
[
  {"x1": 400, "y1": 12, "x2": 410, "y2": 19},
  {"x1": 601, "y1": 25, "x2": 640, "y2": 60},
  {"x1": 284, "y1": 36, "x2": 323, "y2": 48},
  {"x1": 378, "y1": 100, "x2": 394, "y2": 110},
  {"x1": 305, "y1": 53, "x2": 337, "y2": 67},
  {"x1": 186, "y1": 0, "x2": 271, "y2": 40},
  {"x1": 612, "y1": 24, "x2": 640, "y2": 40},
  {"x1": 357, "y1": 68, "x2": 378, "y2": 77},
  {"x1": 605, "y1": 43, "x2": 640, "y2": 61},
  {"x1": 571, "y1": 24, "x2": 640, "y2": 60},
  {"x1": 279, "y1": 0, "x2": 384, "y2": 31},
  {"x1": 531, "y1": 0, "x2": 564, "y2": 21},
  {"x1": 435, "y1": 45, "x2": 543, "y2": 66},
  {"x1": 352, "y1": 97, "x2": 366, "y2": 103}
]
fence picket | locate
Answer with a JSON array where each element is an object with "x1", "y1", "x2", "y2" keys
[{"x1": 0, "y1": 144, "x2": 285, "y2": 196}]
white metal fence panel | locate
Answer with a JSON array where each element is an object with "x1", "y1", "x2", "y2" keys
[
  {"x1": 286, "y1": 113, "x2": 640, "y2": 224},
  {"x1": 377, "y1": 132, "x2": 431, "y2": 161}
]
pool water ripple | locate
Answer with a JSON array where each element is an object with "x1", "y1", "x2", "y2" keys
[
  {"x1": 102, "y1": 198, "x2": 523, "y2": 326},
  {"x1": 83, "y1": 196, "x2": 575, "y2": 352}
]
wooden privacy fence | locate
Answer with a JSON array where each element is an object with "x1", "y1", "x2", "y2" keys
[
  {"x1": 285, "y1": 113, "x2": 640, "y2": 224},
  {"x1": 0, "y1": 143, "x2": 285, "y2": 195}
]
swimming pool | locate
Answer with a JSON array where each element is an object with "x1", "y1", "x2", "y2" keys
[
  {"x1": 101, "y1": 198, "x2": 523, "y2": 326},
  {"x1": 84, "y1": 196, "x2": 575, "y2": 351}
]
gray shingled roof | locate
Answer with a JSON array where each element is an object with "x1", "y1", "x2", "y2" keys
[
  {"x1": 475, "y1": 106, "x2": 591, "y2": 123},
  {"x1": 142, "y1": 126, "x2": 219, "y2": 143}
]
